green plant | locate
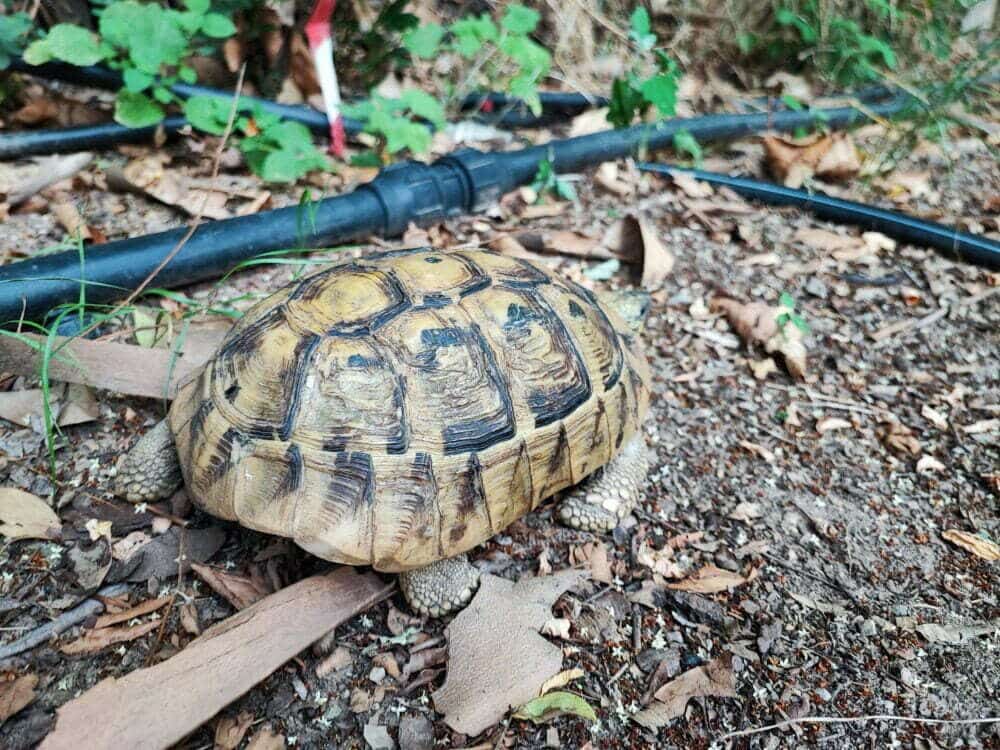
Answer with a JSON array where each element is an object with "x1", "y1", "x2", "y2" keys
[
  {"x1": 530, "y1": 156, "x2": 576, "y2": 202},
  {"x1": 0, "y1": 11, "x2": 31, "y2": 68},
  {"x1": 607, "y1": 8, "x2": 684, "y2": 128},
  {"x1": 776, "y1": 292, "x2": 810, "y2": 334},
  {"x1": 341, "y1": 3, "x2": 549, "y2": 161}
]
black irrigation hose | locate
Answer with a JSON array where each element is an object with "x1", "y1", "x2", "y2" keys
[
  {"x1": 635, "y1": 163, "x2": 1000, "y2": 270},
  {"x1": 0, "y1": 94, "x2": 924, "y2": 324}
]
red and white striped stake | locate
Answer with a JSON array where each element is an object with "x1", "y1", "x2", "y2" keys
[{"x1": 305, "y1": 0, "x2": 346, "y2": 157}]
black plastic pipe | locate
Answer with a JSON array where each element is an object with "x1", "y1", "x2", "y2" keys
[
  {"x1": 635, "y1": 163, "x2": 1000, "y2": 270},
  {"x1": 0, "y1": 94, "x2": 925, "y2": 324}
]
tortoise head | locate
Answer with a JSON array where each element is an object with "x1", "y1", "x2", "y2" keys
[{"x1": 599, "y1": 289, "x2": 652, "y2": 332}]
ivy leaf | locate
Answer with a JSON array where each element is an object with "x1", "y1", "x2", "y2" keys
[
  {"x1": 122, "y1": 67, "x2": 154, "y2": 92},
  {"x1": 115, "y1": 90, "x2": 165, "y2": 127},
  {"x1": 0, "y1": 12, "x2": 32, "y2": 69},
  {"x1": 25, "y1": 24, "x2": 105, "y2": 66},
  {"x1": 639, "y1": 73, "x2": 678, "y2": 116},
  {"x1": 450, "y1": 15, "x2": 497, "y2": 58},
  {"x1": 200, "y1": 12, "x2": 236, "y2": 39},
  {"x1": 501, "y1": 4, "x2": 540, "y2": 35},
  {"x1": 513, "y1": 691, "x2": 597, "y2": 724},
  {"x1": 400, "y1": 89, "x2": 445, "y2": 129},
  {"x1": 184, "y1": 95, "x2": 230, "y2": 134},
  {"x1": 628, "y1": 7, "x2": 657, "y2": 51},
  {"x1": 403, "y1": 23, "x2": 444, "y2": 59},
  {"x1": 100, "y1": 1, "x2": 188, "y2": 74}
]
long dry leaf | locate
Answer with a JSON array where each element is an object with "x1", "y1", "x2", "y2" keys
[
  {"x1": 191, "y1": 563, "x2": 271, "y2": 610},
  {"x1": 0, "y1": 673, "x2": 38, "y2": 723},
  {"x1": 60, "y1": 619, "x2": 161, "y2": 656},
  {"x1": 666, "y1": 564, "x2": 749, "y2": 594},
  {"x1": 602, "y1": 213, "x2": 674, "y2": 289},
  {"x1": 94, "y1": 596, "x2": 172, "y2": 629},
  {"x1": 0, "y1": 488, "x2": 61, "y2": 541},
  {"x1": 942, "y1": 530, "x2": 1000, "y2": 561}
]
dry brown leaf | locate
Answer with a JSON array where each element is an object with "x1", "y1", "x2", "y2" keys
[
  {"x1": 593, "y1": 162, "x2": 632, "y2": 196},
  {"x1": 710, "y1": 296, "x2": 807, "y2": 379},
  {"x1": 192, "y1": 563, "x2": 271, "y2": 611},
  {"x1": 765, "y1": 71, "x2": 813, "y2": 102},
  {"x1": 671, "y1": 171, "x2": 713, "y2": 198},
  {"x1": 569, "y1": 107, "x2": 610, "y2": 137},
  {"x1": 0, "y1": 385, "x2": 98, "y2": 428},
  {"x1": 214, "y1": 711, "x2": 254, "y2": 750},
  {"x1": 666, "y1": 565, "x2": 750, "y2": 594},
  {"x1": 602, "y1": 214, "x2": 674, "y2": 289},
  {"x1": 963, "y1": 418, "x2": 999, "y2": 435},
  {"x1": 50, "y1": 201, "x2": 93, "y2": 240},
  {"x1": 540, "y1": 617, "x2": 571, "y2": 639},
  {"x1": 922, "y1": 405, "x2": 949, "y2": 430},
  {"x1": 942, "y1": 530, "x2": 1000, "y2": 561},
  {"x1": 632, "y1": 656, "x2": 736, "y2": 728},
  {"x1": 636, "y1": 542, "x2": 684, "y2": 579},
  {"x1": 432, "y1": 569, "x2": 582, "y2": 736},
  {"x1": 14, "y1": 98, "x2": 60, "y2": 125},
  {"x1": 519, "y1": 202, "x2": 568, "y2": 220},
  {"x1": 749, "y1": 357, "x2": 778, "y2": 380},
  {"x1": 538, "y1": 668, "x2": 585, "y2": 696},
  {"x1": 916, "y1": 455, "x2": 946, "y2": 474},
  {"x1": 739, "y1": 440, "x2": 775, "y2": 463},
  {"x1": 245, "y1": 726, "x2": 285, "y2": 750},
  {"x1": 94, "y1": 596, "x2": 172, "y2": 629},
  {"x1": 728, "y1": 502, "x2": 764, "y2": 522},
  {"x1": 0, "y1": 673, "x2": 38, "y2": 723},
  {"x1": 878, "y1": 421, "x2": 922, "y2": 456},
  {"x1": 542, "y1": 230, "x2": 609, "y2": 260},
  {"x1": 817, "y1": 416, "x2": 852, "y2": 434},
  {"x1": 60, "y1": 619, "x2": 161, "y2": 655},
  {"x1": 763, "y1": 132, "x2": 860, "y2": 187},
  {"x1": 571, "y1": 542, "x2": 613, "y2": 583},
  {"x1": 0, "y1": 488, "x2": 61, "y2": 541}
]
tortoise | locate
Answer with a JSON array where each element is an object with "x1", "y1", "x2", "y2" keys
[{"x1": 115, "y1": 247, "x2": 652, "y2": 616}]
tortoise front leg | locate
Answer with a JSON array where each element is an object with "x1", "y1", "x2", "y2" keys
[
  {"x1": 114, "y1": 419, "x2": 183, "y2": 503},
  {"x1": 558, "y1": 436, "x2": 650, "y2": 532},
  {"x1": 399, "y1": 554, "x2": 480, "y2": 617}
]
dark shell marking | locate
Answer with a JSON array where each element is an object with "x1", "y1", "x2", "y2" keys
[{"x1": 168, "y1": 247, "x2": 650, "y2": 571}]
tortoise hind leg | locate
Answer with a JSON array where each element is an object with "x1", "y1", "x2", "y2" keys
[
  {"x1": 114, "y1": 419, "x2": 183, "y2": 503},
  {"x1": 558, "y1": 436, "x2": 650, "y2": 532},
  {"x1": 399, "y1": 554, "x2": 480, "y2": 617}
]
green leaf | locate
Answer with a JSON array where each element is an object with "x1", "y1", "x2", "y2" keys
[
  {"x1": 132, "y1": 308, "x2": 159, "y2": 348},
  {"x1": 152, "y1": 85, "x2": 173, "y2": 104},
  {"x1": 178, "y1": 65, "x2": 198, "y2": 84},
  {"x1": 513, "y1": 691, "x2": 597, "y2": 724},
  {"x1": 184, "y1": 95, "x2": 230, "y2": 134},
  {"x1": 607, "y1": 76, "x2": 645, "y2": 128},
  {"x1": 672, "y1": 129, "x2": 702, "y2": 163},
  {"x1": 23, "y1": 39, "x2": 53, "y2": 66},
  {"x1": 628, "y1": 7, "x2": 656, "y2": 51},
  {"x1": 100, "y1": 2, "x2": 189, "y2": 75},
  {"x1": 114, "y1": 90, "x2": 165, "y2": 127},
  {"x1": 639, "y1": 73, "x2": 678, "y2": 116},
  {"x1": 400, "y1": 89, "x2": 445, "y2": 128},
  {"x1": 780, "y1": 94, "x2": 804, "y2": 111},
  {"x1": 450, "y1": 15, "x2": 497, "y2": 58},
  {"x1": 500, "y1": 34, "x2": 549, "y2": 73},
  {"x1": 185, "y1": 0, "x2": 210, "y2": 14},
  {"x1": 200, "y1": 12, "x2": 236, "y2": 39},
  {"x1": 501, "y1": 5, "x2": 540, "y2": 35},
  {"x1": 403, "y1": 23, "x2": 444, "y2": 59},
  {"x1": 122, "y1": 67, "x2": 155, "y2": 92},
  {"x1": 0, "y1": 12, "x2": 32, "y2": 69},
  {"x1": 36, "y1": 24, "x2": 105, "y2": 66}
]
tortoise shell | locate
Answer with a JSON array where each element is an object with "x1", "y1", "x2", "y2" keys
[{"x1": 169, "y1": 248, "x2": 650, "y2": 572}]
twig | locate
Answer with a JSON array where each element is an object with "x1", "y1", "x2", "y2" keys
[
  {"x1": 872, "y1": 287, "x2": 1000, "y2": 348},
  {"x1": 719, "y1": 714, "x2": 1000, "y2": 741},
  {"x1": 0, "y1": 583, "x2": 129, "y2": 660}
]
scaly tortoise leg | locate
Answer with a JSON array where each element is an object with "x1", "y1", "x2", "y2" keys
[
  {"x1": 399, "y1": 554, "x2": 480, "y2": 617},
  {"x1": 558, "y1": 436, "x2": 650, "y2": 532},
  {"x1": 114, "y1": 419, "x2": 183, "y2": 503}
]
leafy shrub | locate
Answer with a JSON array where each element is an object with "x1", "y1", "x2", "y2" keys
[{"x1": 607, "y1": 8, "x2": 683, "y2": 128}]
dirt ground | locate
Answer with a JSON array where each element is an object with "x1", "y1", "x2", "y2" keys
[{"x1": 1, "y1": 113, "x2": 998, "y2": 750}]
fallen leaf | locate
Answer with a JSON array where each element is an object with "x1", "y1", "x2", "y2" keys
[
  {"x1": 710, "y1": 296, "x2": 807, "y2": 379},
  {"x1": 583, "y1": 258, "x2": 620, "y2": 281},
  {"x1": 593, "y1": 162, "x2": 632, "y2": 196},
  {"x1": 636, "y1": 542, "x2": 685, "y2": 579},
  {"x1": 192, "y1": 563, "x2": 271, "y2": 610},
  {"x1": 922, "y1": 405, "x2": 949, "y2": 430},
  {"x1": 632, "y1": 656, "x2": 736, "y2": 728},
  {"x1": 432, "y1": 569, "x2": 582, "y2": 736},
  {"x1": 878, "y1": 421, "x2": 922, "y2": 456},
  {"x1": 122, "y1": 526, "x2": 227, "y2": 582},
  {"x1": 245, "y1": 725, "x2": 285, "y2": 750},
  {"x1": 916, "y1": 455, "x2": 946, "y2": 474},
  {"x1": 602, "y1": 213, "x2": 675, "y2": 288},
  {"x1": 0, "y1": 385, "x2": 98, "y2": 428},
  {"x1": 95, "y1": 596, "x2": 172, "y2": 629},
  {"x1": 540, "y1": 617, "x2": 571, "y2": 639},
  {"x1": 670, "y1": 171, "x2": 713, "y2": 198},
  {"x1": 520, "y1": 202, "x2": 568, "y2": 220},
  {"x1": 215, "y1": 711, "x2": 254, "y2": 750},
  {"x1": 50, "y1": 200, "x2": 93, "y2": 240},
  {"x1": 763, "y1": 132, "x2": 860, "y2": 187},
  {"x1": 513, "y1": 691, "x2": 597, "y2": 724},
  {"x1": 749, "y1": 357, "x2": 778, "y2": 380},
  {"x1": 0, "y1": 488, "x2": 61, "y2": 541},
  {"x1": 739, "y1": 440, "x2": 775, "y2": 463},
  {"x1": 569, "y1": 107, "x2": 610, "y2": 137},
  {"x1": 60, "y1": 619, "x2": 161, "y2": 655},
  {"x1": 538, "y1": 668, "x2": 585, "y2": 696},
  {"x1": 817, "y1": 417, "x2": 852, "y2": 434},
  {"x1": 666, "y1": 565, "x2": 750, "y2": 594},
  {"x1": 916, "y1": 620, "x2": 1000, "y2": 645},
  {"x1": 942, "y1": 530, "x2": 1000, "y2": 561},
  {"x1": 728, "y1": 502, "x2": 764, "y2": 522},
  {"x1": 962, "y1": 418, "x2": 999, "y2": 435},
  {"x1": 85, "y1": 518, "x2": 113, "y2": 542},
  {"x1": 0, "y1": 673, "x2": 38, "y2": 723},
  {"x1": 542, "y1": 230, "x2": 610, "y2": 260},
  {"x1": 737, "y1": 251, "x2": 781, "y2": 267},
  {"x1": 571, "y1": 542, "x2": 613, "y2": 584},
  {"x1": 765, "y1": 71, "x2": 813, "y2": 102}
]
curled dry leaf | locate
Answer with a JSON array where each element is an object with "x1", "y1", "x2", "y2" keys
[
  {"x1": 602, "y1": 213, "x2": 674, "y2": 289},
  {"x1": 214, "y1": 711, "x2": 254, "y2": 750},
  {"x1": 570, "y1": 541, "x2": 613, "y2": 583},
  {"x1": 636, "y1": 542, "x2": 685, "y2": 579},
  {"x1": 817, "y1": 416, "x2": 852, "y2": 434},
  {"x1": 878, "y1": 421, "x2": 922, "y2": 456},
  {"x1": 94, "y1": 596, "x2": 171, "y2": 629},
  {"x1": 594, "y1": 162, "x2": 632, "y2": 197},
  {"x1": 942, "y1": 530, "x2": 1000, "y2": 561},
  {"x1": 666, "y1": 564, "x2": 751, "y2": 594},
  {"x1": 0, "y1": 488, "x2": 61, "y2": 541},
  {"x1": 632, "y1": 656, "x2": 736, "y2": 728},
  {"x1": 538, "y1": 668, "x2": 585, "y2": 696},
  {"x1": 710, "y1": 296, "x2": 808, "y2": 379},
  {"x1": 0, "y1": 673, "x2": 38, "y2": 723},
  {"x1": 763, "y1": 132, "x2": 860, "y2": 188},
  {"x1": 60, "y1": 619, "x2": 161, "y2": 655},
  {"x1": 191, "y1": 563, "x2": 271, "y2": 611}
]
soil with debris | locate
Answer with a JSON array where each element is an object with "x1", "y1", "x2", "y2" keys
[{"x1": 2, "y1": 117, "x2": 998, "y2": 749}]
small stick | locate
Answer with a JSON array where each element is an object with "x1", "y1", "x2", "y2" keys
[{"x1": 0, "y1": 583, "x2": 129, "y2": 660}]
